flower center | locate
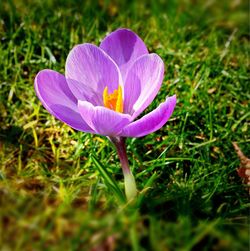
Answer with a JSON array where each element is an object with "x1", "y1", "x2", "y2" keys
[{"x1": 103, "y1": 85, "x2": 123, "y2": 113}]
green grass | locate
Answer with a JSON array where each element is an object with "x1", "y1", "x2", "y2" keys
[{"x1": 0, "y1": 0, "x2": 249, "y2": 250}]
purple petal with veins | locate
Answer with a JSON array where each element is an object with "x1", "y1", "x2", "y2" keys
[{"x1": 100, "y1": 28, "x2": 148, "y2": 81}]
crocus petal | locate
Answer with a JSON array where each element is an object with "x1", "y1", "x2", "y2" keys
[
  {"x1": 34, "y1": 69, "x2": 94, "y2": 132},
  {"x1": 100, "y1": 28, "x2": 148, "y2": 80},
  {"x1": 78, "y1": 101, "x2": 131, "y2": 136},
  {"x1": 65, "y1": 43, "x2": 122, "y2": 98},
  {"x1": 123, "y1": 53, "x2": 164, "y2": 118},
  {"x1": 120, "y1": 95, "x2": 176, "y2": 138},
  {"x1": 66, "y1": 78, "x2": 102, "y2": 106}
]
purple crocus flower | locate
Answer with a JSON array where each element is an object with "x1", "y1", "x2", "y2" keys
[
  {"x1": 34, "y1": 28, "x2": 176, "y2": 201},
  {"x1": 35, "y1": 28, "x2": 176, "y2": 138}
]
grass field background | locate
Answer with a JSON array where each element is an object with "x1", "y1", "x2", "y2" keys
[{"x1": 0, "y1": 0, "x2": 249, "y2": 250}]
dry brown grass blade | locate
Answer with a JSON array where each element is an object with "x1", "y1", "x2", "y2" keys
[
  {"x1": 91, "y1": 235, "x2": 116, "y2": 251},
  {"x1": 232, "y1": 142, "x2": 250, "y2": 192}
]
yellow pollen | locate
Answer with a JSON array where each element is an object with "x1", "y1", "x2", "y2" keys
[{"x1": 103, "y1": 85, "x2": 123, "y2": 113}]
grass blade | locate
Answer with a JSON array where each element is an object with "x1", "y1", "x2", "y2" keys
[{"x1": 91, "y1": 154, "x2": 126, "y2": 204}]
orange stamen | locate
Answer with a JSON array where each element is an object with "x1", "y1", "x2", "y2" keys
[{"x1": 103, "y1": 85, "x2": 123, "y2": 113}]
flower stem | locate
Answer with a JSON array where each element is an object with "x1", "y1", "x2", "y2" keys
[{"x1": 109, "y1": 136, "x2": 137, "y2": 201}]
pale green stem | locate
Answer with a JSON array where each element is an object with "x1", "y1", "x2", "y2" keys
[{"x1": 109, "y1": 136, "x2": 137, "y2": 201}]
